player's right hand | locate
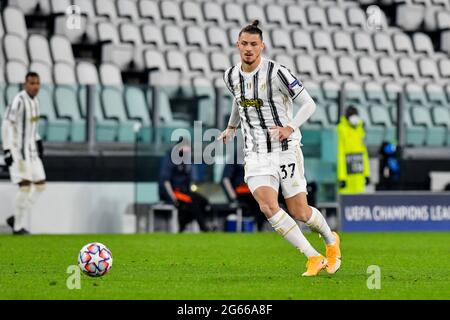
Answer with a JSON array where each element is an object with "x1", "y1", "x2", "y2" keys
[
  {"x1": 3, "y1": 150, "x2": 13, "y2": 167},
  {"x1": 217, "y1": 127, "x2": 236, "y2": 144}
]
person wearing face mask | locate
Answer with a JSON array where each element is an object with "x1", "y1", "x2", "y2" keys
[
  {"x1": 158, "y1": 138, "x2": 211, "y2": 232},
  {"x1": 337, "y1": 106, "x2": 371, "y2": 194}
]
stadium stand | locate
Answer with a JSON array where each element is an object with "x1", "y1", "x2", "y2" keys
[{"x1": 0, "y1": 0, "x2": 448, "y2": 149}]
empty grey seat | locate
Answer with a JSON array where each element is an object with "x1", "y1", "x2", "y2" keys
[
  {"x1": 76, "y1": 61, "x2": 99, "y2": 85},
  {"x1": 398, "y1": 57, "x2": 420, "y2": 81},
  {"x1": 96, "y1": 0, "x2": 129, "y2": 24},
  {"x1": 50, "y1": 35, "x2": 76, "y2": 66},
  {"x1": 141, "y1": 24, "x2": 165, "y2": 49},
  {"x1": 99, "y1": 63, "x2": 123, "y2": 86},
  {"x1": 265, "y1": 3, "x2": 288, "y2": 28},
  {"x1": 210, "y1": 51, "x2": 230, "y2": 73},
  {"x1": 28, "y1": 34, "x2": 52, "y2": 66},
  {"x1": 439, "y1": 59, "x2": 450, "y2": 80},
  {"x1": 5, "y1": 60, "x2": 27, "y2": 84},
  {"x1": 312, "y1": 30, "x2": 334, "y2": 53},
  {"x1": 160, "y1": 0, "x2": 183, "y2": 25},
  {"x1": 337, "y1": 56, "x2": 359, "y2": 79},
  {"x1": 307, "y1": 6, "x2": 328, "y2": 29},
  {"x1": 224, "y1": 3, "x2": 246, "y2": 26},
  {"x1": 286, "y1": 5, "x2": 309, "y2": 28},
  {"x1": 431, "y1": 106, "x2": 450, "y2": 145},
  {"x1": 29, "y1": 62, "x2": 52, "y2": 84},
  {"x1": 206, "y1": 26, "x2": 229, "y2": 50},
  {"x1": 316, "y1": 55, "x2": 339, "y2": 79},
  {"x1": 404, "y1": 82, "x2": 428, "y2": 106},
  {"x1": 343, "y1": 81, "x2": 366, "y2": 105},
  {"x1": 327, "y1": 6, "x2": 348, "y2": 29},
  {"x1": 54, "y1": 62, "x2": 77, "y2": 85},
  {"x1": 353, "y1": 31, "x2": 375, "y2": 56},
  {"x1": 271, "y1": 29, "x2": 293, "y2": 51},
  {"x1": 378, "y1": 57, "x2": 400, "y2": 81},
  {"x1": 166, "y1": 50, "x2": 191, "y2": 75},
  {"x1": 188, "y1": 51, "x2": 210, "y2": 74},
  {"x1": 97, "y1": 22, "x2": 134, "y2": 70},
  {"x1": 412, "y1": 32, "x2": 435, "y2": 57},
  {"x1": 185, "y1": 25, "x2": 209, "y2": 50},
  {"x1": 144, "y1": 49, "x2": 168, "y2": 71},
  {"x1": 3, "y1": 6, "x2": 28, "y2": 39},
  {"x1": 181, "y1": 1, "x2": 204, "y2": 25},
  {"x1": 4, "y1": 34, "x2": 29, "y2": 66},
  {"x1": 203, "y1": 2, "x2": 226, "y2": 26},
  {"x1": 410, "y1": 106, "x2": 446, "y2": 145},
  {"x1": 425, "y1": 83, "x2": 448, "y2": 107},
  {"x1": 346, "y1": 7, "x2": 366, "y2": 30},
  {"x1": 8, "y1": 0, "x2": 39, "y2": 14},
  {"x1": 373, "y1": 33, "x2": 395, "y2": 56},
  {"x1": 192, "y1": 77, "x2": 216, "y2": 126},
  {"x1": 124, "y1": 86, "x2": 152, "y2": 142},
  {"x1": 333, "y1": 30, "x2": 354, "y2": 55},
  {"x1": 273, "y1": 54, "x2": 296, "y2": 74},
  {"x1": 244, "y1": 3, "x2": 268, "y2": 27},
  {"x1": 392, "y1": 33, "x2": 415, "y2": 56},
  {"x1": 163, "y1": 24, "x2": 186, "y2": 48},
  {"x1": 292, "y1": 29, "x2": 313, "y2": 53},
  {"x1": 418, "y1": 58, "x2": 440, "y2": 82},
  {"x1": 358, "y1": 56, "x2": 380, "y2": 80},
  {"x1": 139, "y1": 0, "x2": 161, "y2": 24},
  {"x1": 296, "y1": 55, "x2": 318, "y2": 80},
  {"x1": 117, "y1": 0, "x2": 148, "y2": 24},
  {"x1": 364, "y1": 81, "x2": 387, "y2": 105}
]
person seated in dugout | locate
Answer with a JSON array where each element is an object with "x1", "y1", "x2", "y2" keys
[{"x1": 158, "y1": 138, "x2": 212, "y2": 232}]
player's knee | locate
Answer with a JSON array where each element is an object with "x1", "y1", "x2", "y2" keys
[
  {"x1": 34, "y1": 182, "x2": 46, "y2": 192},
  {"x1": 259, "y1": 202, "x2": 279, "y2": 216},
  {"x1": 291, "y1": 206, "x2": 311, "y2": 222}
]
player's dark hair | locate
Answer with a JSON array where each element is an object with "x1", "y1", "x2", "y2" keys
[
  {"x1": 25, "y1": 72, "x2": 39, "y2": 81},
  {"x1": 239, "y1": 19, "x2": 263, "y2": 41}
]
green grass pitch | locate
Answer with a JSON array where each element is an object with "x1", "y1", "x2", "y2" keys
[{"x1": 0, "y1": 232, "x2": 449, "y2": 300}]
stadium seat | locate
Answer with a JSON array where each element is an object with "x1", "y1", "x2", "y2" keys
[
  {"x1": 53, "y1": 4, "x2": 89, "y2": 44},
  {"x1": 54, "y1": 85, "x2": 86, "y2": 142},
  {"x1": 117, "y1": 0, "x2": 148, "y2": 24},
  {"x1": 76, "y1": 61, "x2": 99, "y2": 85},
  {"x1": 163, "y1": 24, "x2": 187, "y2": 48},
  {"x1": 322, "y1": 80, "x2": 341, "y2": 104},
  {"x1": 5, "y1": 84, "x2": 21, "y2": 106},
  {"x1": 358, "y1": 56, "x2": 380, "y2": 80},
  {"x1": 418, "y1": 58, "x2": 441, "y2": 82},
  {"x1": 312, "y1": 30, "x2": 334, "y2": 53},
  {"x1": 316, "y1": 55, "x2": 339, "y2": 79},
  {"x1": 353, "y1": 105, "x2": 385, "y2": 146},
  {"x1": 286, "y1": 5, "x2": 309, "y2": 28},
  {"x1": 191, "y1": 77, "x2": 216, "y2": 127},
  {"x1": 101, "y1": 87, "x2": 137, "y2": 142},
  {"x1": 337, "y1": 56, "x2": 359, "y2": 79},
  {"x1": 78, "y1": 86, "x2": 118, "y2": 142},
  {"x1": 28, "y1": 34, "x2": 52, "y2": 66},
  {"x1": 29, "y1": 62, "x2": 52, "y2": 84},
  {"x1": 119, "y1": 22, "x2": 154, "y2": 70},
  {"x1": 353, "y1": 31, "x2": 375, "y2": 56},
  {"x1": 49, "y1": 0, "x2": 71, "y2": 14},
  {"x1": 166, "y1": 50, "x2": 193, "y2": 75},
  {"x1": 209, "y1": 51, "x2": 230, "y2": 74},
  {"x1": 305, "y1": 80, "x2": 325, "y2": 106},
  {"x1": 390, "y1": 106, "x2": 427, "y2": 146},
  {"x1": 271, "y1": 29, "x2": 293, "y2": 51},
  {"x1": 97, "y1": 22, "x2": 134, "y2": 70},
  {"x1": 244, "y1": 3, "x2": 269, "y2": 27},
  {"x1": 139, "y1": 0, "x2": 161, "y2": 23},
  {"x1": 412, "y1": 32, "x2": 435, "y2": 57},
  {"x1": 3, "y1": 34, "x2": 29, "y2": 66},
  {"x1": 307, "y1": 6, "x2": 328, "y2": 29},
  {"x1": 431, "y1": 107, "x2": 450, "y2": 145},
  {"x1": 398, "y1": 57, "x2": 420, "y2": 81},
  {"x1": 404, "y1": 82, "x2": 428, "y2": 107},
  {"x1": 96, "y1": 0, "x2": 129, "y2": 24},
  {"x1": 144, "y1": 49, "x2": 168, "y2": 71},
  {"x1": 410, "y1": 106, "x2": 446, "y2": 145},
  {"x1": 346, "y1": 6, "x2": 366, "y2": 30},
  {"x1": 141, "y1": 24, "x2": 165, "y2": 49},
  {"x1": 425, "y1": 83, "x2": 449, "y2": 107},
  {"x1": 265, "y1": 3, "x2": 288, "y2": 28},
  {"x1": 99, "y1": 63, "x2": 123, "y2": 86},
  {"x1": 181, "y1": 1, "x2": 204, "y2": 25},
  {"x1": 273, "y1": 54, "x2": 296, "y2": 74},
  {"x1": 343, "y1": 81, "x2": 366, "y2": 105},
  {"x1": 188, "y1": 51, "x2": 211, "y2": 74},
  {"x1": 2, "y1": 6, "x2": 28, "y2": 40},
  {"x1": 54, "y1": 62, "x2": 77, "y2": 85},
  {"x1": 364, "y1": 81, "x2": 387, "y2": 105},
  {"x1": 228, "y1": 27, "x2": 240, "y2": 47},
  {"x1": 327, "y1": 6, "x2": 348, "y2": 29},
  {"x1": 392, "y1": 33, "x2": 415, "y2": 56},
  {"x1": 5, "y1": 60, "x2": 27, "y2": 84},
  {"x1": 203, "y1": 1, "x2": 226, "y2": 26},
  {"x1": 8, "y1": 0, "x2": 39, "y2": 15},
  {"x1": 37, "y1": 86, "x2": 71, "y2": 141},
  {"x1": 438, "y1": 59, "x2": 450, "y2": 80},
  {"x1": 206, "y1": 26, "x2": 229, "y2": 50},
  {"x1": 378, "y1": 57, "x2": 400, "y2": 81},
  {"x1": 224, "y1": 3, "x2": 246, "y2": 26},
  {"x1": 369, "y1": 104, "x2": 396, "y2": 143},
  {"x1": 124, "y1": 86, "x2": 152, "y2": 142},
  {"x1": 296, "y1": 55, "x2": 318, "y2": 80},
  {"x1": 333, "y1": 30, "x2": 354, "y2": 55},
  {"x1": 160, "y1": 0, "x2": 183, "y2": 25},
  {"x1": 373, "y1": 33, "x2": 395, "y2": 56},
  {"x1": 292, "y1": 29, "x2": 314, "y2": 53},
  {"x1": 50, "y1": 36, "x2": 75, "y2": 66},
  {"x1": 185, "y1": 25, "x2": 209, "y2": 50}
]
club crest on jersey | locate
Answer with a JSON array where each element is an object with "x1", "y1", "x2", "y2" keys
[
  {"x1": 288, "y1": 79, "x2": 301, "y2": 90},
  {"x1": 240, "y1": 98, "x2": 263, "y2": 108}
]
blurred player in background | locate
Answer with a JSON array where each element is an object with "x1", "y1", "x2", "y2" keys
[
  {"x1": 218, "y1": 20, "x2": 341, "y2": 276},
  {"x1": 2, "y1": 72, "x2": 46, "y2": 235}
]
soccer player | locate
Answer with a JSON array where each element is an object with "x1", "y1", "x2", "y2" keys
[
  {"x1": 2, "y1": 72, "x2": 46, "y2": 235},
  {"x1": 218, "y1": 20, "x2": 341, "y2": 276}
]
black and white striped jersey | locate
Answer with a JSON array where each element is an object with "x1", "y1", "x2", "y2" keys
[
  {"x1": 2, "y1": 90, "x2": 41, "y2": 160},
  {"x1": 224, "y1": 57, "x2": 305, "y2": 155}
]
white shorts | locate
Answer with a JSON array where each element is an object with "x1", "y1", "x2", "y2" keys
[
  {"x1": 245, "y1": 146, "x2": 307, "y2": 199},
  {"x1": 9, "y1": 157, "x2": 46, "y2": 184}
]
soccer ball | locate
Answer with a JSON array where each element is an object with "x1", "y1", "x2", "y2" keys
[{"x1": 78, "y1": 242, "x2": 113, "y2": 277}]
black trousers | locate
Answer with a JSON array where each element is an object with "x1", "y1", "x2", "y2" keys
[{"x1": 177, "y1": 192, "x2": 211, "y2": 232}]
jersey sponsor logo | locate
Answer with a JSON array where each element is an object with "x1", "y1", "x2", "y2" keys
[{"x1": 240, "y1": 98, "x2": 264, "y2": 108}]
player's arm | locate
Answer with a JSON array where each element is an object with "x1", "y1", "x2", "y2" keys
[
  {"x1": 35, "y1": 99, "x2": 44, "y2": 158},
  {"x1": 3, "y1": 98, "x2": 24, "y2": 165},
  {"x1": 160, "y1": 156, "x2": 179, "y2": 205},
  {"x1": 218, "y1": 99, "x2": 240, "y2": 143}
]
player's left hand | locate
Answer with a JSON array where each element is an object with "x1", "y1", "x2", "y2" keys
[{"x1": 269, "y1": 126, "x2": 294, "y2": 141}]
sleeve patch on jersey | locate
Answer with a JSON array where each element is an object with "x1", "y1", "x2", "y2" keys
[{"x1": 288, "y1": 79, "x2": 301, "y2": 90}]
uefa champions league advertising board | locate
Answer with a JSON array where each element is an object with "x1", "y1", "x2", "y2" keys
[{"x1": 340, "y1": 193, "x2": 450, "y2": 231}]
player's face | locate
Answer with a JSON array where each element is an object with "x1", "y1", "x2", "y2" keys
[
  {"x1": 25, "y1": 76, "x2": 40, "y2": 98},
  {"x1": 237, "y1": 33, "x2": 264, "y2": 67}
]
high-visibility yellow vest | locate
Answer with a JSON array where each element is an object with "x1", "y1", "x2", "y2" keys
[{"x1": 337, "y1": 116, "x2": 371, "y2": 194}]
